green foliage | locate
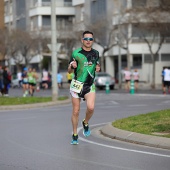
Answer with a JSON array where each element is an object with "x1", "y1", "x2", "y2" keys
[{"x1": 0, "y1": 96, "x2": 68, "y2": 105}]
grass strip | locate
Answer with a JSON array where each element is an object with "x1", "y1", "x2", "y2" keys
[
  {"x1": 112, "y1": 109, "x2": 170, "y2": 138},
  {"x1": 0, "y1": 96, "x2": 68, "y2": 105}
]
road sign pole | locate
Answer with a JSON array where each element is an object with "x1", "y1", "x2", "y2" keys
[{"x1": 51, "y1": 0, "x2": 58, "y2": 101}]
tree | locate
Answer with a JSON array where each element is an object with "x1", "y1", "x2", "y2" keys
[
  {"x1": 126, "y1": 5, "x2": 170, "y2": 88},
  {"x1": 84, "y1": 14, "x2": 117, "y2": 72},
  {"x1": 0, "y1": 28, "x2": 11, "y2": 64},
  {"x1": 9, "y1": 29, "x2": 42, "y2": 67}
]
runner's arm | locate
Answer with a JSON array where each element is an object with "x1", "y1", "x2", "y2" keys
[{"x1": 68, "y1": 57, "x2": 77, "y2": 73}]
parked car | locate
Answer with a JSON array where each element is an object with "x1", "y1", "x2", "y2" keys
[{"x1": 95, "y1": 72, "x2": 115, "y2": 90}]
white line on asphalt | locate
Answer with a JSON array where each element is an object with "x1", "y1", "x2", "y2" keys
[
  {"x1": 78, "y1": 123, "x2": 170, "y2": 158},
  {"x1": 97, "y1": 106, "x2": 120, "y2": 109},
  {"x1": 136, "y1": 94, "x2": 166, "y2": 97},
  {"x1": 128, "y1": 104, "x2": 148, "y2": 107},
  {"x1": 110, "y1": 101, "x2": 119, "y2": 105}
]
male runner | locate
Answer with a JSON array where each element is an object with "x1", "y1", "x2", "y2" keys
[{"x1": 68, "y1": 31, "x2": 100, "y2": 144}]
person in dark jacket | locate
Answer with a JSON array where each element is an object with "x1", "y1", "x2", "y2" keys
[
  {"x1": 3, "y1": 66, "x2": 11, "y2": 96},
  {"x1": 0, "y1": 65, "x2": 4, "y2": 95}
]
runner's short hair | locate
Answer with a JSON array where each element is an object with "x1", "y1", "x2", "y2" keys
[{"x1": 82, "y1": 31, "x2": 93, "y2": 37}]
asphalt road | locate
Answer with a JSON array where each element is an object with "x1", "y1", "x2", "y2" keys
[{"x1": 0, "y1": 89, "x2": 170, "y2": 170}]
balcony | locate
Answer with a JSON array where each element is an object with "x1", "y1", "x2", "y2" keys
[{"x1": 41, "y1": 1, "x2": 72, "y2": 7}]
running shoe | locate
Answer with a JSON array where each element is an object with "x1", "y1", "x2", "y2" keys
[
  {"x1": 82, "y1": 119, "x2": 91, "y2": 137},
  {"x1": 71, "y1": 134, "x2": 79, "y2": 145}
]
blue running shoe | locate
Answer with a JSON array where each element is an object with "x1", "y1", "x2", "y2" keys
[
  {"x1": 71, "y1": 134, "x2": 79, "y2": 145},
  {"x1": 82, "y1": 119, "x2": 91, "y2": 137}
]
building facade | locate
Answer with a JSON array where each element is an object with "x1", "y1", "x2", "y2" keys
[
  {"x1": 73, "y1": 0, "x2": 170, "y2": 86},
  {"x1": 4, "y1": 0, "x2": 170, "y2": 85},
  {"x1": 0, "y1": 0, "x2": 5, "y2": 63},
  {"x1": 0, "y1": 0, "x2": 5, "y2": 29},
  {"x1": 4, "y1": 0, "x2": 75, "y2": 71}
]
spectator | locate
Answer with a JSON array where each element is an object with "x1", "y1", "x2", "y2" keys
[
  {"x1": 123, "y1": 67, "x2": 131, "y2": 92},
  {"x1": 132, "y1": 69, "x2": 140, "y2": 92},
  {"x1": 0, "y1": 65, "x2": 4, "y2": 95},
  {"x1": 3, "y1": 66, "x2": 11, "y2": 96},
  {"x1": 66, "y1": 72, "x2": 73, "y2": 87},
  {"x1": 161, "y1": 67, "x2": 165, "y2": 92},
  {"x1": 57, "y1": 71, "x2": 63, "y2": 88},
  {"x1": 48, "y1": 72, "x2": 52, "y2": 89},
  {"x1": 42, "y1": 69, "x2": 49, "y2": 89},
  {"x1": 17, "y1": 69, "x2": 22, "y2": 88},
  {"x1": 162, "y1": 67, "x2": 170, "y2": 95}
]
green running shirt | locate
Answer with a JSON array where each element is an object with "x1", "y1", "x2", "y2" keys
[
  {"x1": 28, "y1": 72, "x2": 34, "y2": 83},
  {"x1": 69, "y1": 48, "x2": 100, "y2": 85}
]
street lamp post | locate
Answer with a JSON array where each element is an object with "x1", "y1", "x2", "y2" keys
[
  {"x1": 118, "y1": 17, "x2": 122, "y2": 89},
  {"x1": 118, "y1": 42, "x2": 122, "y2": 89},
  {"x1": 51, "y1": 0, "x2": 58, "y2": 101}
]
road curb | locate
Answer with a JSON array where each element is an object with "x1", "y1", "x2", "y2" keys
[
  {"x1": 101, "y1": 123, "x2": 170, "y2": 150},
  {"x1": 0, "y1": 99, "x2": 71, "y2": 110}
]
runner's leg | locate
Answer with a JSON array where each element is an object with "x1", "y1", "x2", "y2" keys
[
  {"x1": 71, "y1": 97, "x2": 80, "y2": 135},
  {"x1": 84, "y1": 92, "x2": 96, "y2": 124}
]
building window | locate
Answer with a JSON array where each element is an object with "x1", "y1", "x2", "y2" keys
[
  {"x1": 91, "y1": 0, "x2": 106, "y2": 23},
  {"x1": 57, "y1": 16, "x2": 73, "y2": 30},
  {"x1": 133, "y1": 55, "x2": 142, "y2": 68},
  {"x1": 161, "y1": 54, "x2": 170, "y2": 61},
  {"x1": 42, "y1": 16, "x2": 51, "y2": 26},
  {"x1": 64, "y1": 0, "x2": 72, "y2": 7},
  {"x1": 144, "y1": 54, "x2": 159, "y2": 63},
  {"x1": 132, "y1": 0, "x2": 146, "y2": 7},
  {"x1": 42, "y1": 0, "x2": 50, "y2": 6},
  {"x1": 144, "y1": 54, "x2": 152, "y2": 63}
]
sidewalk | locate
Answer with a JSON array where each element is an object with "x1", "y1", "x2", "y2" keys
[{"x1": 101, "y1": 123, "x2": 170, "y2": 150}]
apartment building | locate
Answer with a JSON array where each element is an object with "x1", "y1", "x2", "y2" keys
[
  {"x1": 4, "y1": 0, "x2": 75, "y2": 71},
  {"x1": 73, "y1": 0, "x2": 170, "y2": 86},
  {"x1": 0, "y1": 0, "x2": 5, "y2": 64},
  {"x1": 0, "y1": 0, "x2": 5, "y2": 29}
]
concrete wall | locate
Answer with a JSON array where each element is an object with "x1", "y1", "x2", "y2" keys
[{"x1": 105, "y1": 56, "x2": 115, "y2": 77}]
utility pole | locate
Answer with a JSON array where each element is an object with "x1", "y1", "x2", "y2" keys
[
  {"x1": 118, "y1": 3, "x2": 122, "y2": 89},
  {"x1": 51, "y1": 0, "x2": 58, "y2": 101},
  {"x1": 118, "y1": 40, "x2": 122, "y2": 89}
]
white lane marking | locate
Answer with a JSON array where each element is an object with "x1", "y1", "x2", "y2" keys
[
  {"x1": 158, "y1": 100, "x2": 170, "y2": 105},
  {"x1": 78, "y1": 123, "x2": 170, "y2": 158},
  {"x1": 162, "y1": 100, "x2": 170, "y2": 103},
  {"x1": 111, "y1": 101, "x2": 119, "y2": 105},
  {"x1": 97, "y1": 106, "x2": 120, "y2": 109},
  {"x1": 135, "y1": 94, "x2": 166, "y2": 97},
  {"x1": 128, "y1": 104, "x2": 147, "y2": 107}
]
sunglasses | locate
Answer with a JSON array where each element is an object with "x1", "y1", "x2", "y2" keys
[{"x1": 83, "y1": 37, "x2": 94, "y2": 41}]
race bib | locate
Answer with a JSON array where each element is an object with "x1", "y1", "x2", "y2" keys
[{"x1": 70, "y1": 79, "x2": 83, "y2": 93}]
